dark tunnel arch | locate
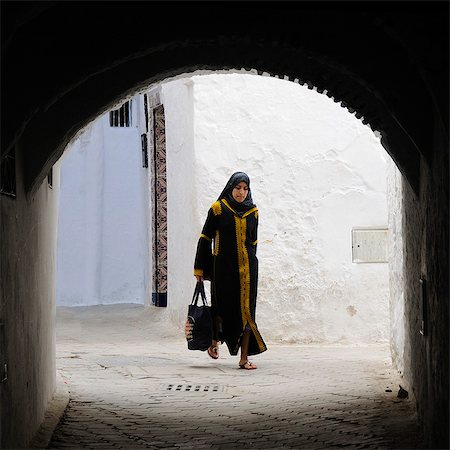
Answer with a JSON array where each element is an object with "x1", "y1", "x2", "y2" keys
[
  {"x1": 2, "y1": 2, "x2": 447, "y2": 195},
  {"x1": 1, "y1": 3, "x2": 448, "y2": 448}
]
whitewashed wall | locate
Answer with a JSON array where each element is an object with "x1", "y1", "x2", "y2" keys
[
  {"x1": 387, "y1": 158, "x2": 405, "y2": 372},
  {"x1": 56, "y1": 96, "x2": 150, "y2": 306},
  {"x1": 167, "y1": 73, "x2": 390, "y2": 344},
  {"x1": 161, "y1": 79, "x2": 198, "y2": 326},
  {"x1": 57, "y1": 73, "x2": 390, "y2": 345}
]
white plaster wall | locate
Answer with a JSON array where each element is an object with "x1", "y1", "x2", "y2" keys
[
  {"x1": 387, "y1": 158, "x2": 405, "y2": 372},
  {"x1": 0, "y1": 143, "x2": 59, "y2": 448},
  {"x1": 57, "y1": 73, "x2": 391, "y2": 345},
  {"x1": 160, "y1": 79, "x2": 198, "y2": 325},
  {"x1": 177, "y1": 73, "x2": 390, "y2": 344},
  {"x1": 56, "y1": 97, "x2": 150, "y2": 306}
]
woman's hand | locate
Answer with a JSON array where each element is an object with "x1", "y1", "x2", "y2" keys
[{"x1": 195, "y1": 275, "x2": 204, "y2": 282}]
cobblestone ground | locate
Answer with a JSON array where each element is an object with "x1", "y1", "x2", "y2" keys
[{"x1": 49, "y1": 305, "x2": 423, "y2": 449}]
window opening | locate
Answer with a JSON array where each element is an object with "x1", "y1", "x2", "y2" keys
[
  {"x1": 143, "y1": 94, "x2": 149, "y2": 133},
  {"x1": 109, "y1": 100, "x2": 132, "y2": 127},
  {"x1": 0, "y1": 148, "x2": 16, "y2": 198},
  {"x1": 141, "y1": 133, "x2": 148, "y2": 168}
]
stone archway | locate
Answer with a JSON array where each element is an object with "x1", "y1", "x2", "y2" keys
[
  {"x1": 1, "y1": 3, "x2": 448, "y2": 448},
  {"x1": 4, "y1": 3, "x2": 446, "y2": 194}
]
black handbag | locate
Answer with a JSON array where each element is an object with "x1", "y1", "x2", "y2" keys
[{"x1": 185, "y1": 281, "x2": 212, "y2": 351}]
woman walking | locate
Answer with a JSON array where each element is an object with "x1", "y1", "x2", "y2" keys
[{"x1": 194, "y1": 172, "x2": 267, "y2": 370}]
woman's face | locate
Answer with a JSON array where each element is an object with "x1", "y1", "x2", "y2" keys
[{"x1": 232, "y1": 181, "x2": 249, "y2": 203}]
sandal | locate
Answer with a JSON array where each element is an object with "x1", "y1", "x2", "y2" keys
[
  {"x1": 207, "y1": 345, "x2": 219, "y2": 359},
  {"x1": 239, "y1": 360, "x2": 257, "y2": 370}
]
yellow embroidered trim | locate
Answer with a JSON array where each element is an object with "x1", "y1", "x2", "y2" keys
[
  {"x1": 222, "y1": 199, "x2": 258, "y2": 219},
  {"x1": 194, "y1": 268, "x2": 204, "y2": 277},
  {"x1": 242, "y1": 207, "x2": 258, "y2": 218},
  {"x1": 254, "y1": 210, "x2": 258, "y2": 219},
  {"x1": 213, "y1": 230, "x2": 220, "y2": 256},
  {"x1": 251, "y1": 240, "x2": 258, "y2": 246},
  {"x1": 211, "y1": 201, "x2": 222, "y2": 216},
  {"x1": 222, "y1": 199, "x2": 237, "y2": 215},
  {"x1": 234, "y1": 216, "x2": 266, "y2": 353},
  {"x1": 235, "y1": 216, "x2": 248, "y2": 330},
  {"x1": 200, "y1": 233, "x2": 211, "y2": 242}
]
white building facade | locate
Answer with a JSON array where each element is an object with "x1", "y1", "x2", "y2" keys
[
  {"x1": 56, "y1": 98, "x2": 151, "y2": 307},
  {"x1": 56, "y1": 73, "x2": 392, "y2": 345}
]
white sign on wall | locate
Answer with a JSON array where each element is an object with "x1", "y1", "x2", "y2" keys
[{"x1": 352, "y1": 227, "x2": 388, "y2": 263}]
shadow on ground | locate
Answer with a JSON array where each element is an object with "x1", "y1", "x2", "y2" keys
[{"x1": 46, "y1": 304, "x2": 422, "y2": 449}]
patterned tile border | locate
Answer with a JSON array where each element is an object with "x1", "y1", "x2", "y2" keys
[{"x1": 149, "y1": 103, "x2": 168, "y2": 307}]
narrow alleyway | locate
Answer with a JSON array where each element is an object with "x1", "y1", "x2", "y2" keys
[{"x1": 48, "y1": 304, "x2": 422, "y2": 449}]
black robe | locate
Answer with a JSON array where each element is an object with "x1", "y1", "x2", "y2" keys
[{"x1": 194, "y1": 198, "x2": 267, "y2": 356}]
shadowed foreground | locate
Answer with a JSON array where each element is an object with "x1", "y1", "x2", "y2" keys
[{"x1": 48, "y1": 304, "x2": 422, "y2": 449}]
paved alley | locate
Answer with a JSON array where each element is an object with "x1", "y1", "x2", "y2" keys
[{"x1": 48, "y1": 304, "x2": 422, "y2": 449}]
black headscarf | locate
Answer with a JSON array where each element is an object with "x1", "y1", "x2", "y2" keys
[{"x1": 217, "y1": 172, "x2": 256, "y2": 216}]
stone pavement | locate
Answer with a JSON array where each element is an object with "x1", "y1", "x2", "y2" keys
[{"x1": 47, "y1": 304, "x2": 423, "y2": 449}]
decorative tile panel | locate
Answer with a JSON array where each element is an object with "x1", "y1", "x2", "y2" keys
[{"x1": 151, "y1": 104, "x2": 168, "y2": 307}]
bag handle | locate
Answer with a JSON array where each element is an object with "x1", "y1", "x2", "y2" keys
[{"x1": 191, "y1": 280, "x2": 208, "y2": 306}]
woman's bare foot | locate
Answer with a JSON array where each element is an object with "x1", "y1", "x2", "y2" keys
[
  {"x1": 239, "y1": 360, "x2": 257, "y2": 370},
  {"x1": 207, "y1": 345, "x2": 219, "y2": 359}
]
